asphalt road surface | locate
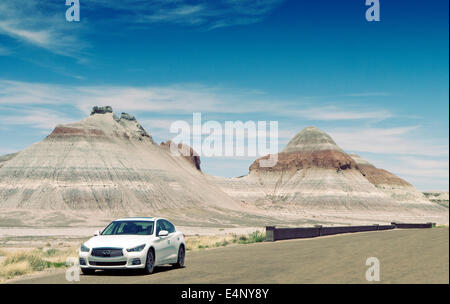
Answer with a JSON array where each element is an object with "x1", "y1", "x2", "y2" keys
[{"x1": 12, "y1": 228, "x2": 449, "y2": 284}]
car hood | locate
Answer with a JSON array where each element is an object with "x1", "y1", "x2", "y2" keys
[{"x1": 84, "y1": 235, "x2": 153, "y2": 249}]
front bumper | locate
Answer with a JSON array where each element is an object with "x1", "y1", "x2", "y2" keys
[{"x1": 79, "y1": 249, "x2": 146, "y2": 270}]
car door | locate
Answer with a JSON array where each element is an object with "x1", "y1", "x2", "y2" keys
[
  {"x1": 161, "y1": 220, "x2": 178, "y2": 261},
  {"x1": 153, "y1": 220, "x2": 171, "y2": 264}
]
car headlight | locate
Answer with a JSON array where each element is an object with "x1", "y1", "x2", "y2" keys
[
  {"x1": 126, "y1": 244, "x2": 146, "y2": 252},
  {"x1": 80, "y1": 244, "x2": 90, "y2": 252}
]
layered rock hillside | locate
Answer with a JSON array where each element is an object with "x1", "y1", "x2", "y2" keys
[
  {"x1": 212, "y1": 126, "x2": 447, "y2": 224},
  {"x1": 0, "y1": 153, "x2": 18, "y2": 169},
  {"x1": 160, "y1": 140, "x2": 201, "y2": 171},
  {"x1": 250, "y1": 127, "x2": 357, "y2": 172},
  {"x1": 423, "y1": 191, "x2": 449, "y2": 208},
  {"x1": 349, "y1": 154, "x2": 430, "y2": 203},
  {"x1": 0, "y1": 106, "x2": 248, "y2": 225}
]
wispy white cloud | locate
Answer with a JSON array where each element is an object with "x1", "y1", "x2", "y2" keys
[
  {"x1": 294, "y1": 106, "x2": 392, "y2": 121},
  {"x1": 329, "y1": 126, "x2": 448, "y2": 157},
  {"x1": 90, "y1": 0, "x2": 284, "y2": 29},
  {"x1": 0, "y1": 1, "x2": 87, "y2": 59},
  {"x1": 0, "y1": 22, "x2": 51, "y2": 46},
  {"x1": 144, "y1": 4, "x2": 206, "y2": 24},
  {"x1": 0, "y1": 0, "x2": 280, "y2": 63},
  {"x1": 0, "y1": 80, "x2": 398, "y2": 124},
  {"x1": 0, "y1": 80, "x2": 69, "y2": 105},
  {"x1": 140, "y1": 119, "x2": 177, "y2": 131},
  {"x1": 0, "y1": 108, "x2": 75, "y2": 130},
  {"x1": 0, "y1": 80, "x2": 445, "y2": 158},
  {"x1": 396, "y1": 156, "x2": 449, "y2": 171},
  {"x1": 368, "y1": 156, "x2": 449, "y2": 191}
]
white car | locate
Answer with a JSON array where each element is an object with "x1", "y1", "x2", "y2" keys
[{"x1": 78, "y1": 217, "x2": 185, "y2": 275}]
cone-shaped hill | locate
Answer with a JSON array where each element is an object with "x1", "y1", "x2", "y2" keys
[
  {"x1": 212, "y1": 126, "x2": 446, "y2": 225},
  {"x1": 0, "y1": 106, "x2": 247, "y2": 225},
  {"x1": 250, "y1": 126, "x2": 357, "y2": 172}
]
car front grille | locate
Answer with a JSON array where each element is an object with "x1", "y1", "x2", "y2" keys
[
  {"x1": 91, "y1": 247, "x2": 123, "y2": 258},
  {"x1": 89, "y1": 261, "x2": 127, "y2": 266}
]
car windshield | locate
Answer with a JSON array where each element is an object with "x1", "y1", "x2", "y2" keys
[{"x1": 101, "y1": 221, "x2": 154, "y2": 235}]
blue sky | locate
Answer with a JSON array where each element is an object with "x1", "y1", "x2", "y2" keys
[{"x1": 0, "y1": 0, "x2": 448, "y2": 190}]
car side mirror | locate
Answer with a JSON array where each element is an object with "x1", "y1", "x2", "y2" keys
[
  {"x1": 158, "y1": 230, "x2": 169, "y2": 237},
  {"x1": 94, "y1": 230, "x2": 101, "y2": 236}
]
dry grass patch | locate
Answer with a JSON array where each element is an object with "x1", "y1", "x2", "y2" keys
[
  {"x1": 0, "y1": 247, "x2": 78, "y2": 281},
  {"x1": 186, "y1": 231, "x2": 266, "y2": 251}
]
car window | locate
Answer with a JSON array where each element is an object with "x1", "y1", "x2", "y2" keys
[
  {"x1": 162, "y1": 220, "x2": 175, "y2": 233},
  {"x1": 118, "y1": 222, "x2": 134, "y2": 234},
  {"x1": 156, "y1": 220, "x2": 164, "y2": 235},
  {"x1": 101, "y1": 221, "x2": 154, "y2": 235}
]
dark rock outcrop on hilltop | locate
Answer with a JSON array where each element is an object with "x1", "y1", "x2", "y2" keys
[
  {"x1": 120, "y1": 112, "x2": 136, "y2": 121},
  {"x1": 90, "y1": 106, "x2": 113, "y2": 115},
  {"x1": 49, "y1": 106, "x2": 152, "y2": 141},
  {"x1": 160, "y1": 140, "x2": 201, "y2": 171}
]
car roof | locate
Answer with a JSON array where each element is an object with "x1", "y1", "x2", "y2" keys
[{"x1": 113, "y1": 217, "x2": 156, "y2": 222}]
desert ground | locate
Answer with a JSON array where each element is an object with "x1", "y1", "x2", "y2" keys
[
  {"x1": 8, "y1": 227, "x2": 449, "y2": 284},
  {"x1": 0, "y1": 222, "x2": 267, "y2": 282}
]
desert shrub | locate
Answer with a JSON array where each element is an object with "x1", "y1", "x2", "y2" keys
[
  {"x1": 4, "y1": 251, "x2": 50, "y2": 271},
  {"x1": 0, "y1": 261, "x2": 29, "y2": 279},
  {"x1": 0, "y1": 249, "x2": 73, "y2": 281},
  {"x1": 45, "y1": 248, "x2": 59, "y2": 257},
  {"x1": 248, "y1": 231, "x2": 266, "y2": 243},
  {"x1": 237, "y1": 231, "x2": 265, "y2": 244}
]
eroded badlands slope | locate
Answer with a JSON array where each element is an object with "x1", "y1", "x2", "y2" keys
[
  {"x1": 211, "y1": 127, "x2": 447, "y2": 224},
  {"x1": 0, "y1": 107, "x2": 258, "y2": 226}
]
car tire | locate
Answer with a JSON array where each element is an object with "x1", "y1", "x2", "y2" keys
[
  {"x1": 81, "y1": 268, "x2": 95, "y2": 275},
  {"x1": 172, "y1": 245, "x2": 185, "y2": 268},
  {"x1": 143, "y1": 248, "x2": 155, "y2": 274}
]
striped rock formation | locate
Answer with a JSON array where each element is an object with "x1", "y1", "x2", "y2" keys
[
  {"x1": 423, "y1": 191, "x2": 449, "y2": 208},
  {"x1": 349, "y1": 154, "x2": 430, "y2": 203},
  {"x1": 212, "y1": 126, "x2": 447, "y2": 224},
  {"x1": 0, "y1": 153, "x2": 17, "y2": 169},
  {"x1": 0, "y1": 106, "x2": 246, "y2": 225}
]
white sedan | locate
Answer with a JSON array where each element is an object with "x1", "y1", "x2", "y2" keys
[{"x1": 78, "y1": 217, "x2": 185, "y2": 275}]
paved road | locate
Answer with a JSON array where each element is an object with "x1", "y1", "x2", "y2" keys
[{"x1": 12, "y1": 228, "x2": 449, "y2": 284}]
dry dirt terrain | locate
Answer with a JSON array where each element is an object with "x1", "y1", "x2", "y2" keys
[{"x1": 11, "y1": 227, "x2": 449, "y2": 284}]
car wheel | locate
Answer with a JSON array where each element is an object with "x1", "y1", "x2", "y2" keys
[
  {"x1": 81, "y1": 268, "x2": 95, "y2": 275},
  {"x1": 143, "y1": 248, "x2": 155, "y2": 274},
  {"x1": 173, "y1": 245, "x2": 185, "y2": 268}
]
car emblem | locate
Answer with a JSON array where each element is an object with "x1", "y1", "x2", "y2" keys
[{"x1": 102, "y1": 250, "x2": 111, "y2": 256}]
